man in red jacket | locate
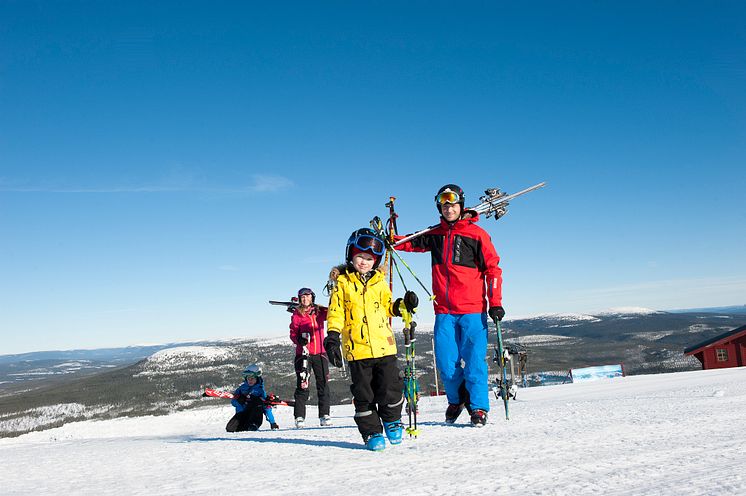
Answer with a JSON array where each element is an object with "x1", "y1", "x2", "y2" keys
[
  {"x1": 289, "y1": 287, "x2": 331, "y2": 428},
  {"x1": 395, "y1": 184, "x2": 504, "y2": 427}
]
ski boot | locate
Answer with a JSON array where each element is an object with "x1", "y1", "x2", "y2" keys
[
  {"x1": 470, "y1": 409, "x2": 488, "y2": 427},
  {"x1": 320, "y1": 415, "x2": 332, "y2": 427},
  {"x1": 364, "y1": 433, "x2": 386, "y2": 451},
  {"x1": 295, "y1": 417, "x2": 305, "y2": 429},
  {"x1": 382, "y1": 420, "x2": 404, "y2": 445},
  {"x1": 445, "y1": 403, "x2": 465, "y2": 424}
]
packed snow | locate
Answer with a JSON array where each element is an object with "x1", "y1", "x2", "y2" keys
[{"x1": 2, "y1": 367, "x2": 745, "y2": 495}]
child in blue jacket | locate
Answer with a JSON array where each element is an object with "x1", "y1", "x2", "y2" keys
[{"x1": 226, "y1": 364, "x2": 279, "y2": 432}]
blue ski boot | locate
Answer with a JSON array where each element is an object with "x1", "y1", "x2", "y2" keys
[
  {"x1": 364, "y1": 433, "x2": 386, "y2": 451},
  {"x1": 383, "y1": 420, "x2": 404, "y2": 445}
]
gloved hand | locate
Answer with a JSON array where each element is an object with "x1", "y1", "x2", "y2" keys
[
  {"x1": 403, "y1": 291, "x2": 418, "y2": 312},
  {"x1": 392, "y1": 291, "x2": 418, "y2": 316},
  {"x1": 270, "y1": 423, "x2": 280, "y2": 431},
  {"x1": 489, "y1": 306, "x2": 505, "y2": 322},
  {"x1": 324, "y1": 331, "x2": 343, "y2": 368},
  {"x1": 297, "y1": 336, "x2": 308, "y2": 346},
  {"x1": 234, "y1": 393, "x2": 248, "y2": 406}
]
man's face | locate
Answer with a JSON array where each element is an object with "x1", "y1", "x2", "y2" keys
[{"x1": 441, "y1": 202, "x2": 462, "y2": 222}]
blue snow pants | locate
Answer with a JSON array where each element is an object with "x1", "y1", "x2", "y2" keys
[{"x1": 434, "y1": 312, "x2": 490, "y2": 412}]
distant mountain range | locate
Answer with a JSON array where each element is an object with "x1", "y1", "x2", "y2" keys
[
  {"x1": 2, "y1": 307, "x2": 744, "y2": 438},
  {"x1": 667, "y1": 304, "x2": 746, "y2": 314}
]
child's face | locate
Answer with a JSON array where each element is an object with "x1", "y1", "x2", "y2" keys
[
  {"x1": 245, "y1": 376, "x2": 257, "y2": 385},
  {"x1": 352, "y1": 252, "x2": 376, "y2": 273}
]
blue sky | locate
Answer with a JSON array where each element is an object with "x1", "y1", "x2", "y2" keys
[{"x1": 2, "y1": 2, "x2": 745, "y2": 354}]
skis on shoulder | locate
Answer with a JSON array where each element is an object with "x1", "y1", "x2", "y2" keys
[{"x1": 393, "y1": 182, "x2": 546, "y2": 247}]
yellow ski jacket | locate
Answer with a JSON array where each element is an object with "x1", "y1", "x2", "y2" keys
[{"x1": 327, "y1": 268, "x2": 397, "y2": 361}]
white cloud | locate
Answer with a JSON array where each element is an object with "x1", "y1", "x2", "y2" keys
[{"x1": 248, "y1": 175, "x2": 294, "y2": 193}]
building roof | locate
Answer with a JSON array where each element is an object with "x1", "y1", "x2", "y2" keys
[{"x1": 684, "y1": 324, "x2": 746, "y2": 355}]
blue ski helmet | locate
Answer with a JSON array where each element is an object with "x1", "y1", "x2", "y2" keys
[{"x1": 345, "y1": 228, "x2": 385, "y2": 269}]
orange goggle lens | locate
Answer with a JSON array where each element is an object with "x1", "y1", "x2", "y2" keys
[{"x1": 435, "y1": 191, "x2": 461, "y2": 205}]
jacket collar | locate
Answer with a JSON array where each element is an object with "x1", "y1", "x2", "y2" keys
[{"x1": 439, "y1": 211, "x2": 480, "y2": 230}]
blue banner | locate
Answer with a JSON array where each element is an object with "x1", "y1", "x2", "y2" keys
[{"x1": 571, "y1": 364, "x2": 624, "y2": 383}]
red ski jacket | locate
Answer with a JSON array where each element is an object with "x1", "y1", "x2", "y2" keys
[
  {"x1": 395, "y1": 213, "x2": 502, "y2": 315},
  {"x1": 289, "y1": 306, "x2": 328, "y2": 356}
]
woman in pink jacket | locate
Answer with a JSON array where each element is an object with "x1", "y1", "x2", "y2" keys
[{"x1": 289, "y1": 287, "x2": 331, "y2": 428}]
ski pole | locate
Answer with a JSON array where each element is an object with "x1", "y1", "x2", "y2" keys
[{"x1": 370, "y1": 216, "x2": 434, "y2": 301}]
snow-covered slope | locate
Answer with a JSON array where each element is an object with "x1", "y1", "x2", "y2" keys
[{"x1": 2, "y1": 367, "x2": 745, "y2": 495}]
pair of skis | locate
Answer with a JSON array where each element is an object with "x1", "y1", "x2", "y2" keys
[
  {"x1": 399, "y1": 303, "x2": 420, "y2": 438},
  {"x1": 203, "y1": 388, "x2": 295, "y2": 407},
  {"x1": 492, "y1": 318, "x2": 512, "y2": 420}
]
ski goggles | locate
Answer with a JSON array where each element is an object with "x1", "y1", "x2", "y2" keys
[
  {"x1": 298, "y1": 288, "x2": 314, "y2": 297},
  {"x1": 349, "y1": 235, "x2": 385, "y2": 256},
  {"x1": 243, "y1": 372, "x2": 259, "y2": 380},
  {"x1": 435, "y1": 190, "x2": 461, "y2": 205}
]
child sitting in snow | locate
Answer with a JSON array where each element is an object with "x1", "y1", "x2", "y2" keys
[
  {"x1": 225, "y1": 364, "x2": 279, "y2": 432},
  {"x1": 324, "y1": 228, "x2": 418, "y2": 451}
]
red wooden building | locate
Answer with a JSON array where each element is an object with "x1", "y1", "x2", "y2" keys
[{"x1": 684, "y1": 324, "x2": 746, "y2": 370}]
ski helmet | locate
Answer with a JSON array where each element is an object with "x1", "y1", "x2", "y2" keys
[
  {"x1": 434, "y1": 184, "x2": 465, "y2": 214},
  {"x1": 242, "y1": 363, "x2": 262, "y2": 379},
  {"x1": 297, "y1": 287, "x2": 315, "y2": 303},
  {"x1": 345, "y1": 227, "x2": 385, "y2": 269}
]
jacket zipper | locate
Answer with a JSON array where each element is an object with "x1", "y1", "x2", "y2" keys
[{"x1": 444, "y1": 226, "x2": 452, "y2": 313}]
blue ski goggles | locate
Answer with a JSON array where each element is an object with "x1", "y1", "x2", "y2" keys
[
  {"x1": 435, "y1": 190, "x2": 461, "y2": 205},
  {"x1": 349, "y1": 234, "x2": 385, "y2": 256}
]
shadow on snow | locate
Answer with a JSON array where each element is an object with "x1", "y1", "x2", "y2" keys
[{"x1": 183, "y1": 435, "x2": 364, "y2": 450}]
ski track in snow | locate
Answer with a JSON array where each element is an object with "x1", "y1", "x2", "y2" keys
[{"x1": 2, "y1": 368, "x2": 745, "y2": 495}]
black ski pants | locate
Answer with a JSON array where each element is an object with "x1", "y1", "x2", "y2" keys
[
  {"x1": 348, "y1": 354, "x2": 404, "y2": 439},
  {"x1": 293, "y1": 353, "x2": 330, "y2": 419},
  {"x1": 225, "y1": 396, "x2": 264, "y2": 432}
]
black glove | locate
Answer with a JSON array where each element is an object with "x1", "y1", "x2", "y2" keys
[
  {"x1": 489, "y1": 306, "x2": 505, "y2": 322},
  {"x1": 234, "y1": 393, "x2": 248, "y2": 406},
  {"x1": 297, "y1": 336, "x2": 308, "y2": 346},
  {"x1": 403, "y1": 291, "x2": 418, "y2": 312},
  {"x1": 392, "y1": 291, "x2": 418, "y2": 316},
  {"x1": 270, "y1": 422, "x2": 279, "y2": 430},
  {"x1": 324, "y1": 332, "x2": 343, "y2": 368}
]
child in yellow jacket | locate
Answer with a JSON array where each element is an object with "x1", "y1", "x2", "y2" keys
[{"x1": 324, "y1": 227, "x2": 418, "y2": 451}]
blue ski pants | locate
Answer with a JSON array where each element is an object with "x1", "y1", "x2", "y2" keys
[{"x1": 434, "y1": 312, "x2": 490, "y2": 412}]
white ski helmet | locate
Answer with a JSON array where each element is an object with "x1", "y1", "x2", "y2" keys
[{"x1": 242, "y1": 363, "x2": 262, "y2": 379}]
